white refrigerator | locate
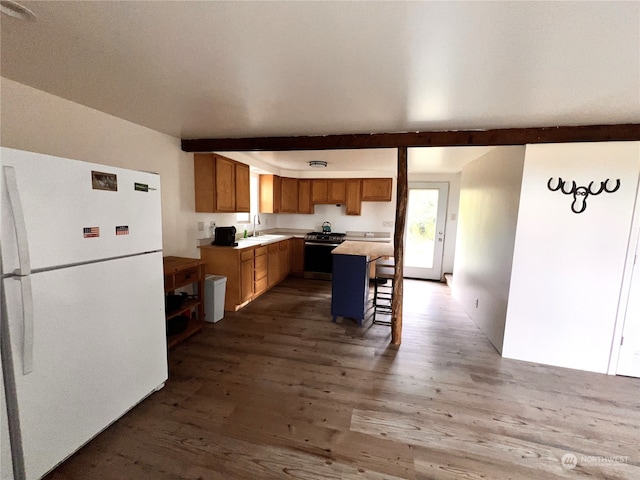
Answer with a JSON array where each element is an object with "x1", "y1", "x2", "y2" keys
[{"x1": 0, "y1": 148, "x2": 168, "y2": 480}]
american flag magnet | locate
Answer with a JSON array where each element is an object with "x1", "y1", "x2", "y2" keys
[
  {"x1": 83, "y1": 227, "x2": 100, "y2": 238},
  {"x1": 115, "y1": 226, "x2": 129, "y2": 236}
]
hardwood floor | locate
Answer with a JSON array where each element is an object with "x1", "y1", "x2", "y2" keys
[{"x1": 46, "y1": 278, "x2": 639, "y2": 479}]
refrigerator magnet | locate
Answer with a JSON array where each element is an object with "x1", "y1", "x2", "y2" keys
[
  {"x1": 91, "y1": 171, "x2": 118, "y2": 191},
  {"x1": 83, "y1": 227, "x2": 100, "y2": 238},
  {"x1": 115, "y1": 226, "x2": 129, "y2": 236}
]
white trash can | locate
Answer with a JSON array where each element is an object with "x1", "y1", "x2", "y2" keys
[{"x1": 204, "y1": 275, "x2": 227, "y2": 323}]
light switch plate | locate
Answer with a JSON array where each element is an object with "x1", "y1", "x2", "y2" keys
[{"x1": 197, "y1": 222, "x2": 204, "y2": 231}]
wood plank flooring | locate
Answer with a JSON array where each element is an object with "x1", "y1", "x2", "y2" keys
[{"x1": 46, "y1": 278, "x2": 640, "y2": 479}]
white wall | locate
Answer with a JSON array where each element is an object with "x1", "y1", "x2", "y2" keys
[
  {"x1": 0, "y1": 78, "x2": 205, "y2": 258},
  {"x1": 452, "y1": 146, "x2": 526, "y2": 353},
  {"x1": 503, "y1": 142, "x2": 640, "y2": 373}
]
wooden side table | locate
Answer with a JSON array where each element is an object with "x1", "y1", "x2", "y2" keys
[{"x1": 163, "y1": 256, "x2": 205, "y2": 348}]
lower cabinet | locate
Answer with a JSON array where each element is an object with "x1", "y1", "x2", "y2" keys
[
  {"x1": 291, "y1": 238, "x2": 305, "y2": 275},
  {"x1": 331, "y1": 254, "x2": 370, "y2": 326},
  {"x1": 200, "y1": 238, "x2": 294, "y2": 311}
]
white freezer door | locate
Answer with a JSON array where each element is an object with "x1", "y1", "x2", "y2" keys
[
  {"x1": 1, "y1": 147, "x2": 162, "y2": 275},
  {"x1": 3, "y1": 252, "x2": 167, "y2": 480}
]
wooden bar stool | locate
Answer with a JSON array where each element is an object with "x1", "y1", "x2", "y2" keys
[{"x1": 373, "y1": 261, "x2": 395, "y2": 326}]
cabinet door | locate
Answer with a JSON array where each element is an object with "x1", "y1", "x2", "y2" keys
[
  {"x1": 235, "y1": 163, "x2": 250, "y2": 212},
  {"x1": 215, "y1": 156, "x2": 236, "y2": 212},
  {"x1": 260, "y1": 175, "x2": 277, "y2": 213},
  {"x1": 362, "y1": 178, "x2": 392, "y2": 201},
  {"x1": 311, "y1": 179, "x2": 328, "y2": 203},
  {"x1": 297, "y1": 179, "x2": 313, "y2": 214},
  {"x1": 194, "y1": 154, "x2": 215, "y2": 212},
  {"x1": 291, "y1": 238, "x2": 305, "y2": 274},
  {"x1": 346, "y1": 179, "x2": 362, "y2": 215},
  {"x1": 278, "y1": 240, "x2": 290, "y2": 279},
  {"x1": 241, "y1": 257, "x2": 254, "y2": 303},
  {"x1": 328, "y1": 179, "x2": 346, "y2": 204},
  {"x1": 267, "y1": 244, "x2": 279, "y2": 287},
  {"x1": 280, "y1": 177, "x2": 298, "y2": 213}
]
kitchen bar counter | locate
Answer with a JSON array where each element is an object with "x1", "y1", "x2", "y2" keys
[{"x1": 331, "y1": 240, "x2": 394, "y2": 259}]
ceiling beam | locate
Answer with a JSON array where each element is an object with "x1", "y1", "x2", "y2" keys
[{"x1": 182, "y1": 124, "x2": 640, "y2": 152}]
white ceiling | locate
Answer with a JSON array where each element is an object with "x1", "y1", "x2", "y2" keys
[{"x1": 1, "y1": 1, "x2": 638, "y2": 173}]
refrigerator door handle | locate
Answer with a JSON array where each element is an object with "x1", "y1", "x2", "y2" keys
[
  {"x1": 16, "y1": 275, "x2": 34, "y2": 375},
  {"x1": 3, "y1": 166, "x2": 31, "y2": 276},
  {"x1": 4, "y1": 166, "x2": 34, "y2": 374}
]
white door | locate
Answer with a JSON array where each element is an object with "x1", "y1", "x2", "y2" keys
[
  {"x1": 403, "y1": 182, "x2": 449, "y2": 280},
  {"x1": 617, "y1": 244, "x2": 640, "y2": 377},
  {"x1": 4, "y1": 252, "x2": 167, "y2": 479}
]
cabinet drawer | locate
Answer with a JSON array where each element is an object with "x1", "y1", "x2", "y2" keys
[
  {"x1": 255, "y1": 276, "x2": 268, "y2": 294},
  {"x1": 278, "y1": 240, "x2": 288, "y2": 251},
  {"x1": 164, "y1": 274, "x2": 175, "y2": 291},
  {"x1": 255, "y1": 255, "x2": 268, "y2": 278},
  {"x1": 255, "y1": 246, "x2": 267, "y2": 257},
  {"x1": 174, "y1": 266, "x2": 199, "y2": 288},
  {"x1": 241, "y1": 249, "x2": 255, "y2": 261}
]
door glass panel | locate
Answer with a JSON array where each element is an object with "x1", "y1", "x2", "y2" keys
[{"x1": 405, "y1": 189, "x2": 439, "y2": 269}]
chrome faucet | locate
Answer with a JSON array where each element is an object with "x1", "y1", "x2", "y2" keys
[{"x1": 253, "y1": 214, "x2": 261, "y2": 237}]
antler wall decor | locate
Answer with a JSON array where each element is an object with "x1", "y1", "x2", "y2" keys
[{"x1": 547, "y1": 177, "x2": 620, "y2": 214}]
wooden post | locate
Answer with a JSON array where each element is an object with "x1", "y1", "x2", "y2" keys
[{"x1": 392, "y1": 147, "x2": 408, "y2": 345}]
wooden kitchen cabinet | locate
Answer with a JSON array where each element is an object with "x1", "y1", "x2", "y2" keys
[
  {"x1": 311, "y1": 179, "x2": 328, "y2": 203},
  {"x1": 291, "y1": 238, "x2": 305, "y2": 275},
  {"x1": 194, "y1": 153, "x2": 250, "y2": 213},
  {"x1": 280, "y1": 177, "x2": 299, "y2": 213},
  {"x1": 200, "y1": 239, "x2": 292, "y2": 311},
  {"x1": 278, "y1": 239, "x2": 291, "y2": 280},
  {"x1": 267, "y1": 243, "x2": 279, "y2": 287},
  {"x1": 297, "y1": 179, "x2": 313, "y2": 214},
  {"x1": 215, "y1": 156, "x2": 236, "y2": 212},
  {"x1": 254, "y1": 246, "x2": 268, "y2": 295},
  {"x1": 194, "y1": 154, "x2": 216, "y2": 212},
  {"x1": 328, "y1": 179, "x2": 346, "y2": 204},
  {"x1": 362, "y1": 178, "x2": 393, "y2": 201},
  {"x1": 259, "y1": 174, "x2": 282, "y2": 213},
  {"x1": 235, "y1": 162, "x2": 250, "y2": 212},
  {"x1": 163, "y1": 256, "x2": 205, "y2": 349},
  {"x1": 346, "y1": 178, "x2": 362, "y2": 215},
  {"x1": 240, "y1": 255, "x2": 254, "y2": 303}
]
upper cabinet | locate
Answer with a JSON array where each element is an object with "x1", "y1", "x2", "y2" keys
[
  {"x1": 328, "y1": 179, "x2": 346, "y2": 204},
  {"x1": 311, "y1": 179, "x2": 328, "y2": 203},
  {"x1": 258, "y1": 174, "x2": 392, "y2": 215},
  {"x1": 259, "y1": 175, "x2": 281, "y2": 213},
  {"x1": 297, "y1": 179, "x2": 313, "y2": 214},
  {"x1": 280, "y1": 177, "x2": 299, "y2": 213},
  {"x1": 194, "y1": 154, "x2": 250, "y2": 213},
  {"x1": 362, "y1": 178, "x2": 393, "y2": 201},
  {"x1": 345, "y1": 179, "x2": 362, "y2": 216}
]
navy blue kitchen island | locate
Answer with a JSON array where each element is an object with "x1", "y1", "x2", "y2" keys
[{"x1": 331, "y1": 240, "x2": 394, "y2": 326}]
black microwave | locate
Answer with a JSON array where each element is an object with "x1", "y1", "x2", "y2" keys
[{"x1": 212, "y1": 226, "x2": 237, "y2": 246}]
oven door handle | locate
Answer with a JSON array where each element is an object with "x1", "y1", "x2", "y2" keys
[{"x1": 305, "y1": 242, "x2": 340, "y2": 247}]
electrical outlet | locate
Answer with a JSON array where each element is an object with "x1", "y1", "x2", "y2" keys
[
  {"x1": 197, "y1": 222, "x2": 204, "y2": 231},
  {"x1": 382, "y1": 221, "x2": 393, "y2": 227}
]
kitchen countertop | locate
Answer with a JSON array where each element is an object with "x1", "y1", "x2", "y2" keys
[
  {"x1": 199, "y1": 233, "x2": 295, "y2": 250},
  {"x1": 331, "y1": 240, "x2": 394, "y2": 258}
]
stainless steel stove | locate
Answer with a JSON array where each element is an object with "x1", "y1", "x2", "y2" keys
[
  {"x1": 303, "y1": 231, "x2": 346, "y2": 245},
  {"x1": 303, "y1": 232, "x2": 346, "y2": 279}
]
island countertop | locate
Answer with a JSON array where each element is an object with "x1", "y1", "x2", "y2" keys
[{"x1": 331, "y1": 240, "x2": 394, "y2": 258}]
